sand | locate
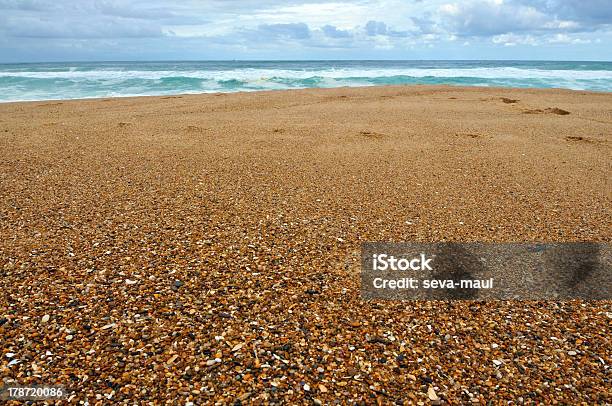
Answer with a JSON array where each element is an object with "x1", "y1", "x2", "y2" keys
[{"x1": 0, "y1": 85, "x2": 610, "y2": 403}]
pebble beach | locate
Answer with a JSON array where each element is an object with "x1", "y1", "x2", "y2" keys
[{"x1": 0, "y1": 85, "x2": 611, "y2": 404}]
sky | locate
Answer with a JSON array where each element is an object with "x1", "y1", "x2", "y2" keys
[{"x1": 0, "y1": 0, "x2": 611, "y2": 62}]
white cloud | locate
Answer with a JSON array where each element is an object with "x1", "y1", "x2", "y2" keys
[
  {"x1": 0, "y1": 0, "x2": 610, "y2": 61},
  {"x1": 492, "y1": 33, "x2": 538, "y2": 46},
  {"x1": 548, "y1": 33, "x2": 591, "y2": 44},
  {"x1": 439, "y1": 0, "x2": 550, "y2": 36}
]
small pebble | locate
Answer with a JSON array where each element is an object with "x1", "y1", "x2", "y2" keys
[
  {"x1": 428, "y1": 386, "x2": 439, "y2": 401},
  {"x1": 0, "y1": 88, "x2": 608, "y2": 404}
]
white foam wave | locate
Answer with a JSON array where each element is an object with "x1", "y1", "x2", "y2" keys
[{"x1": 3, "y1": 67, "x2": 612, "y2": 81}]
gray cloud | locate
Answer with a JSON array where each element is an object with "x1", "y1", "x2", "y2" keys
[
  {"x1": 441, "y1": 0, "x2": 612, "y2": 39},
  {"x1": 94, "y1": 1, "x2": 208, "y2": 25},
  {"x1": 95, "y1": 1, "x2": 174, "y2": 19},
  {"x1": 257, "y1": 22, "x2": 311, "y2": 39},
  {"x1": 321, "y1": 24, "x2": 351, "y2": 38},
  {"x1": 440, "y1": 1, "x2": 553, "y2": 37},
  {"x1": 410, "y1": 16, "x2": 437, "y2": 34},
  {"x1": 559, "y1": 0, "x2": 612, "y2": 24},
  {"x1": 0, "y1": 0, "x2": 610, "y2": 62},
  {"x1": 0, "y1": 0, "x2": 53, "y2": 11},
  {"x1": 364, "y1": 20, "x2": 410, "y2": 38},
  {"x1": 4, "y1": 16, "x2": 163, "y2": 38},
  {"x1": 365, "y1": 20, "x2": 387, "y2": 36},
  {"x1": 518, "y1": 0, "x2": 612, "y2": 25}
]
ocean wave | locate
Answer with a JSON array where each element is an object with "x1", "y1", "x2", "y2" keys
[
  {"x1": 3, "y1": 66, "x2": 612, "y2": 81},
  {"x1": 1, "y1": 63, "x2": 611, "y2": 101}
]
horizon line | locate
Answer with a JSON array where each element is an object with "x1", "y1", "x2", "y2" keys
[{"x1": 2, "y1": 58, "x2": 612, "y2": 65}]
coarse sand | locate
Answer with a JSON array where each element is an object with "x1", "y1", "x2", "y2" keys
[{"x1": 0, "y1": 85, "x2": 611, "y2": 404}]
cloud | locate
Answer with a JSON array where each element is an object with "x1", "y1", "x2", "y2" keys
[
  {"x1": 492, "y1": 33, "x2": 538, "y2": 46},
  {"x1": 515, "y1": 0, "x2": 612, "y2": 25},
  {"x1": 256, "y1": 22, "x2": 311, "y2": 39},
  {"x1": 439, "y1": 1, "x2": 553, "y2": 36},
  {"x1": 557, "y1": 0, "x2": 612, "y2": 24},
  {"x1": 321, "y1": 24, "x2": 351, "y2": 38},
  {"x1": 96, "y1": 1, "x2": 175, "y2": 19},
  {"x1": 439, "y1": 0, "x2": 612, "y2": 39},
  {"x1": 364, "y1": 20, "x2": 409, "y2": 37},
  {"x1": 434, "y1": 0, "x2": 612, "y2": 48},
  {"x1": 410, "y1": 16, "x2": 437, "y2": 34},
  {"x1": 547, "y1": 33, "x2": 591, "y2": 44},
  {"x1": 4, "y1": 16, "x2": 164, "y2": 38},
  {"x1": 0, "y1": 0, "x2": 610, "y2": 62},
  {"x1": 365, "y1": 20, "x2": 387, "y2": 36},
  {"x1": 95, "y1": 1, "x2": 208, "y2": 25},
  {"x1": 0, "y1": 0, "x2": 52, "y2": 11}
]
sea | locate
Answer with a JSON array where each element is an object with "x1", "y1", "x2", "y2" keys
[{"x1": 1, "y1": 60, "x2": 611, "y2": 102}]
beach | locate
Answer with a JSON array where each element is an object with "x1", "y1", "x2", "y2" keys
[{"x1": 0, "y1": 85, "x2": 610, "y2": 403}]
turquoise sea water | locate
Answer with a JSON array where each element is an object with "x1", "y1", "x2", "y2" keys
[{"x1": 1, "y1": 60, "x2": 611, "y2": 102}]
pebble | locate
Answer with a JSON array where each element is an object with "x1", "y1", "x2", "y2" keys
[
  {"x1": 568, "y1": 351, "x2": 577, "y2": 356},
  {"x1": 0, "y1": 88, "x2": 609, "y2": 404},
  {"x1": 428, "y1": 386, "x2": 439, "y2": 401}
]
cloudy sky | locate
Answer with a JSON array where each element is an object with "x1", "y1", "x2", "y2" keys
[{"x1": 1, "y1": 0, "x2": 611, "y2": 62}]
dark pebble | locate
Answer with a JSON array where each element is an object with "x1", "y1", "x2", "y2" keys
[{"x1": 421, "y1": 376, "x2": 434, "y2": 384}]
